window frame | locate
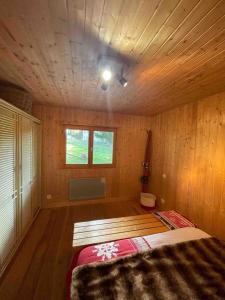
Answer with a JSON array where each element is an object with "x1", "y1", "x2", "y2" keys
[{"x1": 63, "y1": 125, "x2": 116, "y2": 169}]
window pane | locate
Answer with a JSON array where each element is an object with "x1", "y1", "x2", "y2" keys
[
  {"x1": 66, "y1": 129, "x2": 89, "y2": 164},
  {"x1": 93, "y1": 131, "x2": 114, "y2": 164}
]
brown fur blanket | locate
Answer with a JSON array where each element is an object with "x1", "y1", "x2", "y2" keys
[{"x1": 71, "y1": 238, "x2": 225, "y2": 300}]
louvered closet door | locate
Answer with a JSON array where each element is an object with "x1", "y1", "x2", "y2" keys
[
  {"x1": 31, "y1": 122, "x2": 41, "y2": 216},
  {"x1": 0, "y1": 107, "x2": 18, "y2": 270},
  {"x1": 20, "y1": 116, "x2": 32, "y2": 232}
]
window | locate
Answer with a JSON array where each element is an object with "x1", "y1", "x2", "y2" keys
[
  {"x1": 64, "y1": 126, "x2": 116, "y2": 167},
  {"x1": 93, "y1": 131, "x2": 114, "y2": 164},
  {"x1": 66, "y1": 129, "x2": 89, "y2": 165}
]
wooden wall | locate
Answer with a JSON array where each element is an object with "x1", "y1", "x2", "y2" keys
[
  {"x1": 33, "y1": 92, "x2": 225, "y2": 239},
  {"x1": 149, "y1": 92, "x2": 225, "y2": 239},
  {"x1": 33, "y1": 104, "x2": 151, "y2": 208}
]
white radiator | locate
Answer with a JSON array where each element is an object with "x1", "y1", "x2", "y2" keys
[{"x1": 69, "y1": 177, "x2": 106, "y2": 200}]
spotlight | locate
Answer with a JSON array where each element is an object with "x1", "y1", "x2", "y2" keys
[
  {"x1": 118, "y1": 76, "x2": 128, "y2": 87},
  {"x1": 102, "y1": 69, "x2": 112, "y2": 82},
  {"x1": 101, "y1": 83, "x2": 108, "y2": 91}
]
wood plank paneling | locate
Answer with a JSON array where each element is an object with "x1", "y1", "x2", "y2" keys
[
  {"x1": 72, "y1": 213, "x2": 168, "y2": 247},
  {"x1": 1, "y1": 1, "x2": 225, "y2": 115},
  {"x1": 74, "y1": 217, "x2": 159, "y2": 232},
  {"x1": 32, "y1": 104, "x2": 151, "y2": 207},
  {"x1": 149, "y1": 91, "x2": 225, "y2": 240},
  {"x1": 74, "y1": 213, "x2": 157, "y2": 227},
  {"x1": 73, "y1": 226, "x2": 168, "y2": 247}
]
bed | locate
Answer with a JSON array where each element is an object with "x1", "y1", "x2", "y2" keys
[
  {"x1": 72, "y1": 210, "x2": 196, "y2": 247},
  {"x1": 67, "y1": 211, "x2": 225, "y2": 299}
]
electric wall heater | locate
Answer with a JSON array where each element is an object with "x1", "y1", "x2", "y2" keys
[{"x1": 69, "y1": 177, "x2": 106, "y2": 200}]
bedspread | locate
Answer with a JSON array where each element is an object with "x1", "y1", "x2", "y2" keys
[{"x1": 71, "y1": 237, "x2": 225, "y2": 300}]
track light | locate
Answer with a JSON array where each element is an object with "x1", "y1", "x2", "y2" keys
[
  {"x1": 101, "y1": 82, "x2": 108, "y2": 91},
  {"x1": 98, "y1": 56, "x2": 129, "y2": 90},
  {"x1": 101, "y1": 69, "x2": 112, "y2": 82},
  {"x1": 118, "y1": 76, "x2": 128, "y2": 87}
]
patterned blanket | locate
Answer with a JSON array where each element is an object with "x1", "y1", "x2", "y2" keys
[{"x1": 71, "y1": 238, "x2": 225, "y2": 300}]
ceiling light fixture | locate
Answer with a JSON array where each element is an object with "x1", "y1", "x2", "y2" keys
[
  {"x1": 98, "y1": 56, "x2": 129, "y2": 91},
  {"x1": 101, "y1": 82, "x2": 108, "y2": 91},
  {"x1": 102, "y1": 69, "x2": 112, "y2": 82},
  {"x1": 118, "y1": 76, "x2": 128, "y2": 87}
]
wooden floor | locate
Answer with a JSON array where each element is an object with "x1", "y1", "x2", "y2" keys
[{"x1": 0, "y1": 201, "x2": 146, "y2": 300}]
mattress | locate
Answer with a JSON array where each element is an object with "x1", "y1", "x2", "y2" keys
[
  {"x1": 141, "y1": 227, "x2": 210, "y2": 248},
  {"x1": 72, "y1": 210, "x2": 197, "y2": 266}
]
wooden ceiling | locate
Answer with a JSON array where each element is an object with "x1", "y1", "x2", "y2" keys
[{"x1": 1, "y1": 0, "x2": 225, "y2": 115}]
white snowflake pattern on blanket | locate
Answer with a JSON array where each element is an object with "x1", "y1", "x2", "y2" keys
[{"x1": 92, "y1": 242, "x2": 119, "y2": 261}]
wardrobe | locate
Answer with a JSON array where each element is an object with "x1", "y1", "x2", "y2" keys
[{"x1": 0, "y1": 98, "x2": 41, "y2": 276}]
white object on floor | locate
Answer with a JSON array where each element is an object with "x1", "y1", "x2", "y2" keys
[
  {"x1": 143, "y1": 227, "x2": 211, "y2": 249},
  {"x1": 140, "y1": 193, "x2": 156, "y2": 207}
]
